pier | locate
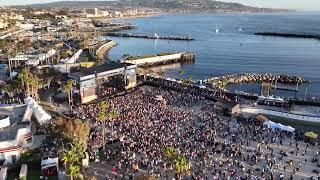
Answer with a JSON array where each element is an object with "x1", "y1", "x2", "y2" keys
[
  {"x1": 255, "y1": 32, "x2": 320, "y2": 40},
  {"x1": 104, "y1": 32, "x2": 194, "y2": 41},
  {"x1": 122, "y1": 52, "x2": 195, "y2": 67}
]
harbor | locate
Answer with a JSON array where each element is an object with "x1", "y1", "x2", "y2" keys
[{"x1": 1, "y1": 5, "x2": 320, "y2": 180}]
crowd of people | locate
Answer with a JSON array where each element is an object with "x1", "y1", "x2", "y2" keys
[{"x1": 73, "y1": 82, "x2": 320, "y2": 179}]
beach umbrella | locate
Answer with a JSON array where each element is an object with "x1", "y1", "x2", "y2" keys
[{"x1": 304, "y1": 131, "x2": 318, "y2": 139}]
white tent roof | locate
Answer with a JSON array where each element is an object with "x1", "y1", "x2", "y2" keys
[{"x1": 263, "y1": 120, "x2": 295, "y2": 132}]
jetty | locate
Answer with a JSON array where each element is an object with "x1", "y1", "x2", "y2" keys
[
  {"x1": 121, "y1": 52, "x2": 195, "y2": 67},
  {"x1": 104, "y1": 32, "x2": 194, "y2": 41},
  {"x1": 205, "y1": 73, "x2": 309, "y2": 89},
  {"x1": 255, "y1": 32, "x2": 320, "y2": 40}
]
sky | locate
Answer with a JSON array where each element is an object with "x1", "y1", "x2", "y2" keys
[{"x1": 0, "y1": 0, "x2": 319, "y2": 11}]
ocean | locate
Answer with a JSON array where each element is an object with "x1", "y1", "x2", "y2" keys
[{"x1": 106, "y1": 12, "x2": 320, "y2": 98}]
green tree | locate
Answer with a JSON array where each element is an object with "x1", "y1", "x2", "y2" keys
[
  {"x1": 163, "y1": 147, "x2": 189, "y2": 179},
  {"x1": 108, "y1": 109, "x2": 118, "y2": 142},
  {"x1": 163, "y1": 146, "x2": 175, "y2": 163},
  {"x1": 18, "y1": 68, "x2": 41, "y2": 99},
  {"x1": 173, "y1": 154, "x2": 188, "y2": 179},
  {"x1": 62, "y1": 139, "x2": 86, "y2": 180},
  {"x1": 97, "y1": 111, "x2": 107, "y2": 151},
  {"x1": 6, "y1": 49, "x2": 12, "y2": 74},
  {"x1": 55, "y1": 117, "x2": 90, "y2": 143}
]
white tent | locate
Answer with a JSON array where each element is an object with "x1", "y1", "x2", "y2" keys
[
  {"x1": 24, "y1": 97, "x2": 52, "y2": 125},
  {"x1": 263, "y1": 120, "x2": 295, "y2": 133}
]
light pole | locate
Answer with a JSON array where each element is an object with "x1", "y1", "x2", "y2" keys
[{"x1": 304, "y1": 85, "x2": 309, "y2": 101}]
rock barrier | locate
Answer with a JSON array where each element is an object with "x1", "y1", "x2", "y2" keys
[{"x1": 205, "y1": 73, "x2": 309, "y2": 89}]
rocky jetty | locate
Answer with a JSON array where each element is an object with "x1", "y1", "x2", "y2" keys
[
  {"x1": 205, "y1": 73, "x2": 309, "y2": 89},
  {"x1": 104, "y1": 32, "x2": 194, "y2": 41},
  {"x1": 255, "y1": 32, "x2": 320, "y2": 40}
]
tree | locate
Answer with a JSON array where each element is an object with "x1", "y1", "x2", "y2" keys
[
  {"x1": 64, "y1": 79, "x2": 75, "y2": 111},
  {"x1": 100, "y1": 100, "x2": 109, "y2": 111},
  {"x1": 62, "y1": 139, "x2": 86, "y2": 180},
  {"x1": 1, "y1": 79, "x2": 22, "y2": 97},
  {"x1": 97, "y1": 111, "x2": 107, "y2": 151},
  {"x1": 163, "y1": 147, "x2": 189, "y2": 179},
  {"x1": 18, "y1": 68, "x2": 41, "y2": 99},
  {"x1": 173, "y1": 154, "x2": 188, "y2": 179},
  {"x1": 55, "y1": 117, "x2": 90, "y2": 143},
  {"x1": 108, "y1": 109, "x2": 118, "y2": 142},
  {"x1": 163, "y1": 146, "x2": 175, "y2": 163},
  {"x1": 6, "y1": 49, "x2": 12, "y2": 74}
]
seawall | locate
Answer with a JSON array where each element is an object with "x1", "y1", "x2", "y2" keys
[
  {"x1": 123, "y1": 52, "x2": 195, "y2": 67},
  {"x1": 206, "y1": 73, "x2": 308, "y2": 89},
  {"x1": 255, "y1": 32, "x2": 320, "y2": 40},
  {"x1": 96, "y1": 40, "x2": 117, "y2": 59}
]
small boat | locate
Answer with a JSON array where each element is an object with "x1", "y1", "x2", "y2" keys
[
  {"x1": 215, "y1": 25, "x2": 220, "y2": 33},
  {"x1": 258, "y1": 95, "x2": 284, "y2": 102},
  {"x1": 154, "y1": 33, "x2": 159, "y2": 39}
]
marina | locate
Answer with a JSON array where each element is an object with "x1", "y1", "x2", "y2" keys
[{"x1": 0, "y1": 3, "x2": 320, "y2": 180}]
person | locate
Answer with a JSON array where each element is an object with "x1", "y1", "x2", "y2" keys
[{"x1": 279, "y1": 173, "x2": 284, "y2": 180}]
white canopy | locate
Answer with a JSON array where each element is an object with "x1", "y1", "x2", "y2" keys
[
  {"x1": 24, "y1": 97, "x2": 52, "y2": 125},
  {"x1": 263, "y1": 120, "x2": 295, "y2": 132}
]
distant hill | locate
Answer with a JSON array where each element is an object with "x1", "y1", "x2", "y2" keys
[{"x1": 12, "y1": 0, "x2": 289, "y2": 12}]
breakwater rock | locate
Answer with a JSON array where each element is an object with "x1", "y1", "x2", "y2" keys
[
  {"x1": 255, "y1": 32, "x2": 320, "y2": 40},
  {"x1": 205, "y1": 73, "x2": 309, "y2": 89},
  {"x1": 104, "y1": 32, "x2": 194, "y2": 41}
]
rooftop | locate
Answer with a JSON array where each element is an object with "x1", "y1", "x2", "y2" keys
[
  {"x1": 0, "y1": 106, "x2": 30, "y2": 142},
  {"x1": 70, "y1": 62, "x2": 135, "y2": 77}
]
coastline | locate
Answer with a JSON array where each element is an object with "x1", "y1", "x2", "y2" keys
[{"x1": 96, "y1": 10, "x2": 300, "y2": 22}]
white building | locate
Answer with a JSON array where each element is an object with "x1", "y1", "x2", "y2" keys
[
  {"x1": 0, "y1": 97, "x2": 51, "y2": 165},
  {"x1": 9, "y1": 49, "x2": 57, "y2": 66},
  {"x1": 0, "y1": 105, "x2": 34, "y2": 165}
]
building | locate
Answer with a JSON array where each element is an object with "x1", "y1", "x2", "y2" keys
[
  {"x1": 0, "y1": 106, "x2": 34, "y2": 165},
  {"x1": 0, "y1": 97, "x2": 51, "y2": 165},
  {"x1": 69, "y1": 63, "x2": 137, "y2": 104}
]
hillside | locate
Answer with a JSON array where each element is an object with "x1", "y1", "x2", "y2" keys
[{"x1": 12, "y1": 0, "x2": 288, "y2": 12}]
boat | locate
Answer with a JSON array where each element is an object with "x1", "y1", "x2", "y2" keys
[
  {"x1": 258, "y1": 95, "x2": 284, "y2": 102},
  {"x1": 215, "y1": 25, "x2": 220, "y2": 33}
]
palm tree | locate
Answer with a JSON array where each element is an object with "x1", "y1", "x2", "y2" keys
[
  {"x1": 64, "y1": 79, "x2": 75, "y2": 111},
  {"x1": 18, "y1": 68, "x2": 31, "y2": 97},
  {"x1": 97, "y1": 111, "x2": 107, "y2": 151},
  {"x1": 6, "y1": 50, "x2": 12, "y2": 75},
  {"x1": 108, "y1": 109, "x2": 118, "y2": 142},
  {"x1": 68, "y1": 165, "x2": 80, "y2": 180},
  {"x1": 173, "y1": 154, "x2": 188, "y2": 179},
  {"x1": 100, "y1": 100, "x2": 108, "y2": 111},
  {"x1": 62, "y1": 139, "x2": 85, "y2": 180},
  {"x1": 163, "y1": 146, "x2": 175, "y2": 163}
]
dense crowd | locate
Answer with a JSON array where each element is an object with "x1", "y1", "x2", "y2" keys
[{"x1": 74, "y1": 85, "x2": 320, "y2": 179}]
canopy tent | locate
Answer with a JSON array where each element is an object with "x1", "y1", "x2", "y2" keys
[
  {"x1": 304, "y1": 131, "x2": 318, "y2": 139},
  {"x1": 24, "y1": 97, "x2": 52, "y2": 125},
  {"x1": 263, "y1": 120, "x2": 295, "y2": 133}
]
